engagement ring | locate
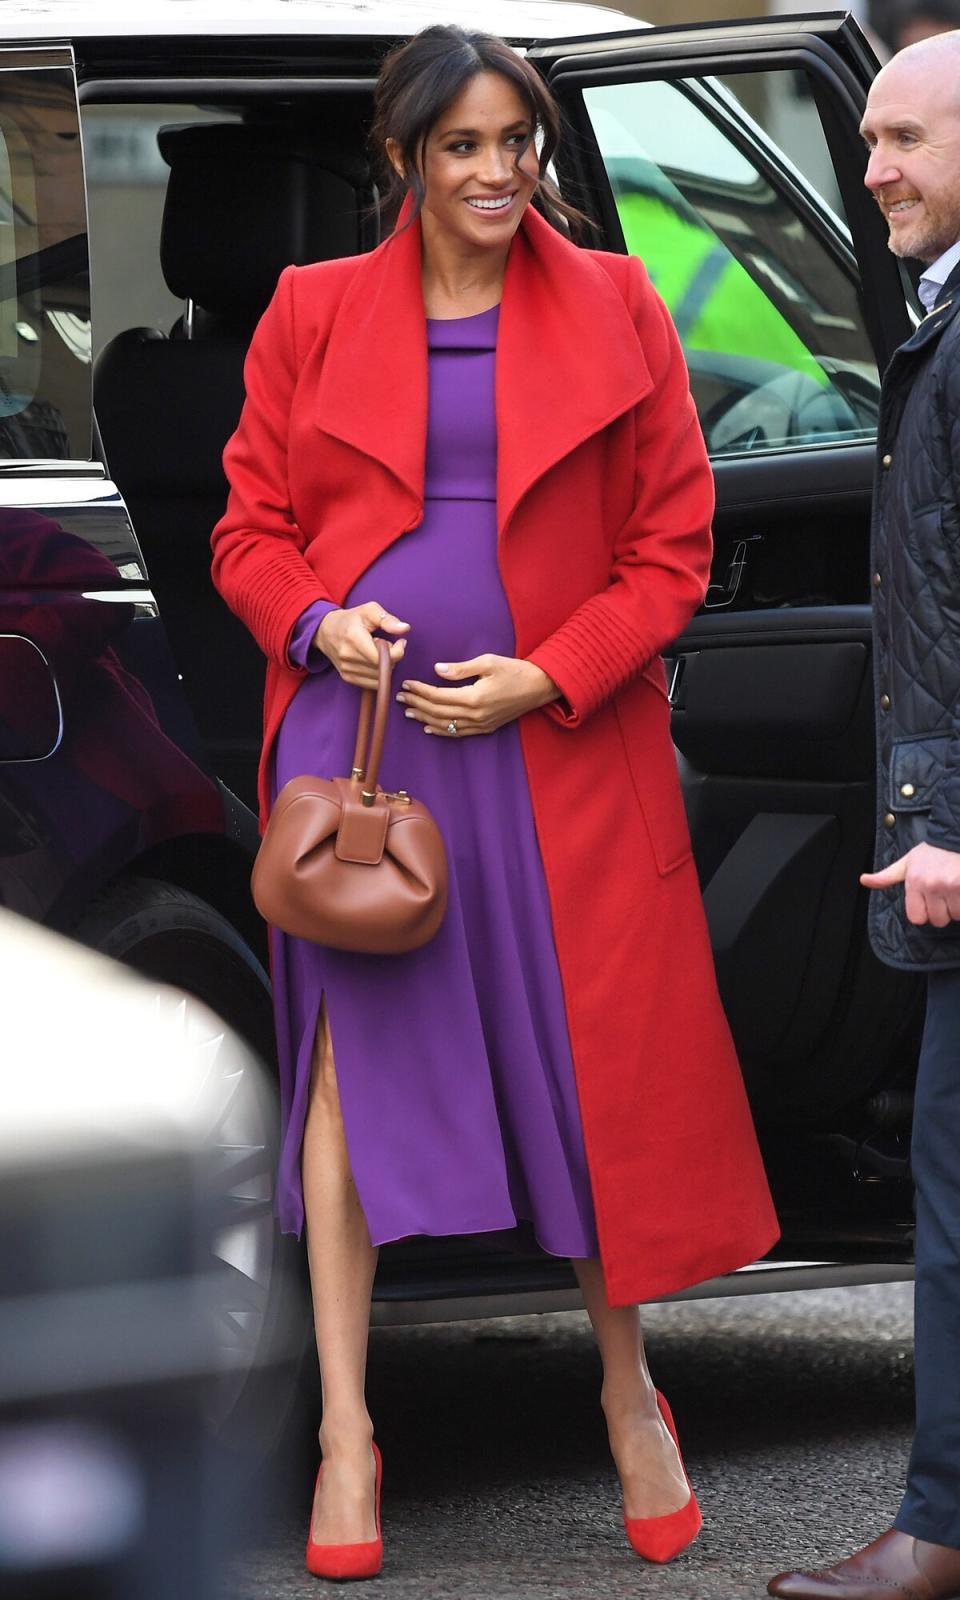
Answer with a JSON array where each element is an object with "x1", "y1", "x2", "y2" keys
[{"x1": 446, "y1": 720, "x2": 458, "y2": 736}]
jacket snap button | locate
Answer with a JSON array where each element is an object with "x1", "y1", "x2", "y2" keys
[
  {"x1": 879, "y1": 693, "x2": 891, "y2": 710},
  {"x1": 884, "y1": 813, "x2": 896, "y2": 827},
  {"x1": 872, "y1": 571, "x2": 882, "y2": 587},
  {"x1": 882, "y1": 453, "x2": 893, "y2": 467},
  {"x1": 900, "y1": 783, "x2": 916, "y2": 798}
]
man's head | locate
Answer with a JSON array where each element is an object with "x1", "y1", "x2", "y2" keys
[{"x1": 860, "y1": 29, "x2": 960, "y2": 262}]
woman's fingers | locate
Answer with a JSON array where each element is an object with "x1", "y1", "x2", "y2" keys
[
  {"x1": 378, "y1": 610, "x2": 411, "y2": 636},
  {"x1": 434, "y1": 654, "x2": 491, "y2": 680},
  {"x1": 399, "y1": 679, "x2": 481, "y2": 711},
  {"x1": 360, "y1": 600, "x2": 410, "y2": 636},
  {"x1": 424, "y1": 720, "x2": 485, "y2": 737}
]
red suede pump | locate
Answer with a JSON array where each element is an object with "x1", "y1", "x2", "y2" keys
[
  {"x1": 305, "y1": 1441, "x2": 383, "y2": 1581},
  {"x1": 623, "y1": 1391, "x2": 702, "y2": 1563}
]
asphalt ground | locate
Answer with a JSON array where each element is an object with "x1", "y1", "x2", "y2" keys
[{"x1": 224, "y1": 1281, "x2": 916, "y2": 1600}]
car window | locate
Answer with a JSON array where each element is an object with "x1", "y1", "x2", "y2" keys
[
  {"x1": 83, "y1": 105, "x2": 243, "y2": 358},
  {"x1": 582, "y1": 76, "x2": 881, "y2": 457},
  {"x1": 0, "y1": 67, "x2": 90, "y2": 461}
]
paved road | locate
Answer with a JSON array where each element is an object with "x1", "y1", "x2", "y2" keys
[{"x1": 225, "y1": 1281, "x2": 915, "y2": 1600}]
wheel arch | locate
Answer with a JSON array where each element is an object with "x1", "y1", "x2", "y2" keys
[{"x1": 118, "y1": 830, "x2": 268, "y2": 970}]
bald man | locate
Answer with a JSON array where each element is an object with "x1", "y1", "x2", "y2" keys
[{"x1": 769, "y1": 31, "x2": 960, "y2": 1600}]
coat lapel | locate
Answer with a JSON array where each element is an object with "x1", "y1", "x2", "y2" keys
[
  {"x1": 496, "y1": 206, "x2": 653, "y2": 536},
  {"x1": 314, "y1": 200, "x2": 428, "y2": 518},
  {"x1": 314, "y1": 196, "x2": 654, "y2": 534}
]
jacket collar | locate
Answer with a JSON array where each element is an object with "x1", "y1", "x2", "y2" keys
[
  {"x1": 315, "y1": 195, "x2": 653, "y2": 534},
  {"x1": 897, "y1": 255, "x2": 960, "y2": 357},
  {"x1": 928, "y1": 251, "x2": 960, "y2": 313}
]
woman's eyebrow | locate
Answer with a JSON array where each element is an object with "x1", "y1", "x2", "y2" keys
[{"x1": 436, "y1": 119, "x2": 530, "y2": 138}]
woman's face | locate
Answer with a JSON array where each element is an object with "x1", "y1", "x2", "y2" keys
[{"x1": 391, "y1": 70, "x2": 539, "y2": 252}]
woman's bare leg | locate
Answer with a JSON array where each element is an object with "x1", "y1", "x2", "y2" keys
[
  {"x1": 573, "y1": 1257, "x2": 689, "y2": 1519},
  {"x1": 301, "y1": 1004, "x2": 379, "y2": 1544}
]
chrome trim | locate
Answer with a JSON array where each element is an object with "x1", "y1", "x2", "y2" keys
[
  {"x1": 0, "y1": 474, "x2": 121, "y2": 507},
  {"x1": 0, "y1": 460, "x2": 105, "y2": 480},
  {"x1": 369, "y1": 1260, "x2": 914, "y2": 1327},
  {"x1": 0, "y1": 634, "x2": 64, "y2": 763},
  {"x1": 81, "y1": 589, "x2": 156, "y2": 608}
]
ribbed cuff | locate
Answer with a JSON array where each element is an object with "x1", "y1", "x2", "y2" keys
[{"x1": 527, "y1": 595, "x2": 652, "y2": 727}]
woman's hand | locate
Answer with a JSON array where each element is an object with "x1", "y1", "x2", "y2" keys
[
  {"x1": 397, "y1": 653, "x2": 559, "y2": 736},
  {"x1": 315, "y1": 601, "x2": 409, "y2": 688}
]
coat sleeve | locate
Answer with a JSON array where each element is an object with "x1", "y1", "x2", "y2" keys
[
  {"x1": 210, "y1": 264, "x2": 336, "y2": 668},
  {"x1": 923, "y1": 342, "x2": 960, "y2": 853},
  {"x1": 525, "y1": 255, "x2": 713, "y2": 726}
]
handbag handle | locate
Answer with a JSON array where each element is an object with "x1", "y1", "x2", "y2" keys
[{"x1": 351, "y1": 638, "x2": 393, "y2": 807}]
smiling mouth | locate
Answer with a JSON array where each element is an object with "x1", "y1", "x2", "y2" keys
[
  {"x1": 465, "y1": 193, "x2": 516, "y2": 212},
  {"x1": 885, "y1": 197, "x2": 921, "y2": 217}
]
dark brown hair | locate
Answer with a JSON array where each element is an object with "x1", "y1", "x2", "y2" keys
[{"x1": 369, "y1": 24, "x2": 590, "y2": 237}]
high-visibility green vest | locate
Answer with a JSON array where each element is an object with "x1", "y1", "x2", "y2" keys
[{"x1": 616, "y1": 191, "x2": 830, "y2": 391}]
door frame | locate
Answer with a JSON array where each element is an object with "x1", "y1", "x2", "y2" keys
[{"x1": 528, "y1": 14, "x2": 912, "y2": 373}]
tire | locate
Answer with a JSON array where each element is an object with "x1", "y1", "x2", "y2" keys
[{"x1": 72, "y1": 875, "x2": 308, "y2": 1467}]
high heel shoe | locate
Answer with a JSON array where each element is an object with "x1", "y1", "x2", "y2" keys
[
  {"x1": 305, "y1": 1440, "x2": 383, "y2": 1581},
  {"x1": 622, "y1": 1390, "x2": 702, "y2": 1563}
]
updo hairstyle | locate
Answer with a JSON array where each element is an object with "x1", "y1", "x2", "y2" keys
[{"x1": 369, "y1": 24, "x2": 589, "y2": 236}]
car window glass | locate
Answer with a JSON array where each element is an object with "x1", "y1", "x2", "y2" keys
[
  {"x1": 83, "y1": 105, "x2": 243, "y2": 358},
  {"x1": 713, "y1": 69, "x2": 848, "y2": 226},
  {"x1": 582, "y1": 76, "x2": 880, "y2": 457},
  {"x1": 0, "y1": 69, "x2": 90, "y2": 461}
]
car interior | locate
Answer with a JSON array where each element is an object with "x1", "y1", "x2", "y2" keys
[{"x1": 89, "y1": 99, "x2": 380, "y2": 805}]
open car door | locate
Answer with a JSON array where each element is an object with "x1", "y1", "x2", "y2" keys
[{"x1": 528, "y1": 15, "x2": 919, "y2": 1240}]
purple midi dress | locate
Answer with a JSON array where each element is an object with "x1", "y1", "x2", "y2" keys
[{"x1": 270, "y1": 304, "x2": 598, "y2": 1258}]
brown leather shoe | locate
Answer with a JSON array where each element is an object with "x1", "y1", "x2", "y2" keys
[{"x1": 767, "y1": 1529, "x2": 960, "y2": 1599}]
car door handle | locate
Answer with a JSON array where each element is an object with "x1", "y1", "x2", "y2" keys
[
  {"x1": 664, "y1": 653, "x2": 689, "y2": 708},
  {"x1": 703, "y1": 535, "x2": 763, "y2": 610}
]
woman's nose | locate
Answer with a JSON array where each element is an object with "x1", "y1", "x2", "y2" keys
[{"x1": 476, "y1": 146, "x2": 511, "y2": 185}]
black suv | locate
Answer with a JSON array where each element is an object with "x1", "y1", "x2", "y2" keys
[{"x1": 0, "y1": 1, "x2": 920, "y2": 1442}]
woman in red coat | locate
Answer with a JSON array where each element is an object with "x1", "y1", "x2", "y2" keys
[{"x1": 212, "y1": 23, "x2": 778, "y2": 1581}]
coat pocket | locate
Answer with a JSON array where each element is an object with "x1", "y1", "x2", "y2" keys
[
  {"x1": 887, "y1": 734, "x2": 949, "y2": 853},
  {"x1": 888, "y1": 733, "x2": 950, "y2": 812},
  {"x1": 616, "y1": 684, "x2": 694, "y2": 876}
]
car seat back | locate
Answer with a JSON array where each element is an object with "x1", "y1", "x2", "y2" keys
[{"x1": 94, "y1": 122, "x2": 375, "y2": 803}]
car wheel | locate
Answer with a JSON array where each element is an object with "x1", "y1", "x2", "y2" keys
[{"x1": 71, "y1": 875, "x2": 307, "y2": 1466}]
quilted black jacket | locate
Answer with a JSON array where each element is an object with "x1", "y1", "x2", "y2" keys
[{"x1": 869, "y1": 258, "x2": 960, "y2": 969}]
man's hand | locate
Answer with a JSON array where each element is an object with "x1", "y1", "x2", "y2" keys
[
  {"x1": 397, "y1": 654, "x2": 559, "y2": 736},
  {"x1": 861, "y1": 841, "x2": 960, "y2": 926}
]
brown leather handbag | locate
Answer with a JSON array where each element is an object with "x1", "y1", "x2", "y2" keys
[{"x1": 252, "y1": 639, "x2": 448, "y2": 953}]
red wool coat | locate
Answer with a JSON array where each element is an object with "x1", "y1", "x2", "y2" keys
[{"x1": 211, "y1": 199, "x2": 779, "y2": 1305}]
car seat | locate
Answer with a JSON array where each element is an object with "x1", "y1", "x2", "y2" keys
[{"x1": 94, "y1": 121, "x2": 377, "y2": 806}]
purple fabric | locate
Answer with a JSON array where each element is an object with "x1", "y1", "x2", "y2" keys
[
  {"x1": 287, "y1": 599, "x2": 339, "y2": 670},
  {"x1": 270, "y1": 304, "x2": 598, "y2": 1258}
]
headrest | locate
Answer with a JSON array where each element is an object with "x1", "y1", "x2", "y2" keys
[{"x1": 158, "y1": 123, "x2": 369, "y2": 322}]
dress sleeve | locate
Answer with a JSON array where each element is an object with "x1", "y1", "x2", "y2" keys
[
  {"x1": 286, "y1": 599, "x2": 340, "y2": 671},
  {"x1": 525, "y1": 256, "x2": 713, "y2": 726},
  {"x1": 210, "y1": 265, "x2": 336, "y2": 668}
]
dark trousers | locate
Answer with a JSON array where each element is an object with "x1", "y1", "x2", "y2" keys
[{"x1": 894, "y1": 967, "x2": 960, "y2": 1549}]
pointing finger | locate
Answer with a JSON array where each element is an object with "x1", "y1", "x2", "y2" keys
[{"x1": 860, "y1": 857, "x2": 909, "y2": 888}]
